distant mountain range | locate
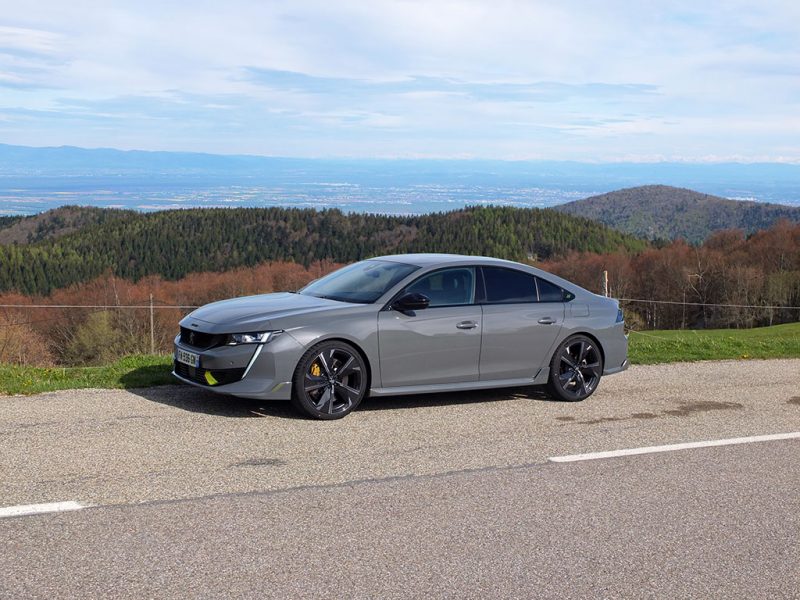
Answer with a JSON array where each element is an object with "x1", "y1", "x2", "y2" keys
[
  {"x1": 3, "y1": 184, "x2": 799, "y2": 251},
  {"x1": 3, "y1": 143, "x2": 800, "y2": 181},
  {"x1": 555, "y1": 185, "x2": 800, "y2": 243},
  {"x1": 2, "y1": 143, "x2": 800, "y2": 210}
]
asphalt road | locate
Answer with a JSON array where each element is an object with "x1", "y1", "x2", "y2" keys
[{"x1": 2, "y1": 359, "x2": 799, "y2": 598}]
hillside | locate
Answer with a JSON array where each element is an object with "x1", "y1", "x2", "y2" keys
[
  {"x1": 0, "y1": 215, "x2": 23, "y2": 232},
  {"x1": 0, "y1": 205, "x2": 647, "y2": 295},
  {"x1": 0, "y1": 206, "x2": 133, "y2": 245},
  {"x1": 554, "y1": 185, "x2": 800, "y2": 242}
]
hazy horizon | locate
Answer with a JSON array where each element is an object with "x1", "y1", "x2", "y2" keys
[
  {"x1": 2, "y1": 142, "x2": 799, "y2": 216},
  {"x1": 5, "y1": 142, "x2": 800, "y2": 166}
]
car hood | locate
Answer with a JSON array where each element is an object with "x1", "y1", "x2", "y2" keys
[{"x1": 180, "y1": 292, "x2": 357, "y2": 333}]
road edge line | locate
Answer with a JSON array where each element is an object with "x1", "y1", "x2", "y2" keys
[
  {"x1": 0, "y1": 501, "x2": 88, "y2": 519},
  {"x1": 549, "y1": 432, "x2": 800, "y2": 463}
]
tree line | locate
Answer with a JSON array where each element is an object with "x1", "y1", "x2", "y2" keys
[
  {"x1": 0, "y1": 205, "x2": 646, "y2": 295},
  {"x1": 541, "y1": 221, "x2": 800, "y2": 330}
]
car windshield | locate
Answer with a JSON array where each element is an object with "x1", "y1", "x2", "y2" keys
[{"x1": 299, "y1": 259, "x2": 419, "y2": 304}]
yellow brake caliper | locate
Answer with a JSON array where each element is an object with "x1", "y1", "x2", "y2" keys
[{"x1": 310, "y1": 363, "x2": 321, "y2": 377}]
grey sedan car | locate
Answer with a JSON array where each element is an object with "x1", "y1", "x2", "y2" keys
[{"x1": 173, "y1": 254, "x2": 628, "y2": 419}]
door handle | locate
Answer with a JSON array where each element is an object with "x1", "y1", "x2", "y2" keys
[
  {"x1": 456, "y1": 321, "x2": 478, "y2": 330},
  {"x1": 537, "y1": 317, "x2": 557, "y2": 325}
]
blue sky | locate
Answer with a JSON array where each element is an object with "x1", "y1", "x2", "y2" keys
[{"x1": 0, "y1": 1, "x2": 798, "y2": 161}]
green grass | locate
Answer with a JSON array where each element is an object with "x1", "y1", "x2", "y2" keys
[
  {"x1": 628, "y1": 322, "x2": 800, "y2": 364},
  {"x1": 1, "y1": 322, "x2": 799, "y2": 395},
  {"x1": 0, "y1": 355, "x2": 173, "y2": 395}
]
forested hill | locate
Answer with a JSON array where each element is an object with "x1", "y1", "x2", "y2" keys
[
  {"x1": 0, "y1": 206, "x2": 133, "y2": 245},
  {"x1": 555, "y1": 185, "x2": 800, "y2": 243},
  {"x1": 0, "y1": 205, "x2": 647, "y2": 294}
]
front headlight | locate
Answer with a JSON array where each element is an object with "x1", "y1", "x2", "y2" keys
[{"x1": 228, "y1": 331, "x2": 282, "y2": 345}]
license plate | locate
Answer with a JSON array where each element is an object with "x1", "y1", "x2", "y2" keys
[{"x1": 176, "y1": 348, "x2": 200, "y2": 367}]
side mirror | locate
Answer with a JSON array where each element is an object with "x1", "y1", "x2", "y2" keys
[{"x1": 392, "y1": 292, "x2": 430, "y2": 312}]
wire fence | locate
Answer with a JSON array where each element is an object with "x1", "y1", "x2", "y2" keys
[
  {"x1": 1, "y1": 297, "x2": 798, "y2": 337},
  {"x1": 619, "y1": 298, "x2": 800, "y2": 310},
  {"x1": 0, "y1": 304, "x2": 199, "y2": 309},
  {"x1": 0, "y1": 294, "x2": 198, "y2": 362},
  {"x1": 0, "y1": 303, "x2": 196, "y2": 331},
  {"x1": 0, "y1": 297, "x2": 800, "y2": 362},
  {"x1": 3, "y1": 299, "x2": 800, "y2": 320},
  {"x1": 3, "y1": 298, "x2": 800, "y2": 312}
]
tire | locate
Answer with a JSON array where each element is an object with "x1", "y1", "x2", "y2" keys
[
  {"x1": 546, "y1": 335, "x2": 604, "y2": 402},
  {"x1": 290, "y1": 340, "x2": 368, "y2": 419}
]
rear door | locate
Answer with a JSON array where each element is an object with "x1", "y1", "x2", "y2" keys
[{"x1": 478, "y1": 267, "x2": 565, "y2": 381}]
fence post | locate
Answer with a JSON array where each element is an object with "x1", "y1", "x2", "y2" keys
[
  {"x1": 602, "y1": 270, "x2": 609, "y2": 297},
  {"x1": 149, "y1": 294, "x2": 155, "y2": 355}
]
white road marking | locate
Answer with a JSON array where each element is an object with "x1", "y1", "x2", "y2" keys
[
  {"x1": 549, "y1": 432, "x2": 800, "y2": 463},
  {"x1": 0, "y1": 501, "x2": 87, "y2": 518}
]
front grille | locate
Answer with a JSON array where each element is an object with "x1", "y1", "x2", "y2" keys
[
  {"x1": 179, "y1": 327, "x2": 228, "y2": 350},
  {"x1": 174, "y1": 361, "x2": 246, "y2": 386}
]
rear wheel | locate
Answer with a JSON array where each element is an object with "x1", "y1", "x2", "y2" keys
[
  {"x1": 291, "y1": 341, "x2": 367, "y2": 419},
  {"x1": 547, "y1": 335, "x2": 603, "y2": 402}
]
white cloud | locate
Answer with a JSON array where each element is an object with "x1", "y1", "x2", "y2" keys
[
  {"x1": 0, "y1": 1, "x2": 798, "y2": 160},
  {"x1": 0, "y1": 25, "x2": 61, "y2": 54}
]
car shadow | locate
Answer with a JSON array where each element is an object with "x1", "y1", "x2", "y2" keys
[
  {"x1": 119, "y1": 367, "x2": 300, "y2": 419},
  {"x1": 120, "y1": 367, "x2": 553, "y2": 419},
  {"x1": 122, "y1": 384, "x2": 302, "y2": 419}
]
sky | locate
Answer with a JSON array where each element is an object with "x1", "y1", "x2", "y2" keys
[{"x1": 0, "y1": 0, "x2": 799, "y2": 161}]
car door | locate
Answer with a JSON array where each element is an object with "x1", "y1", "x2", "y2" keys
[
  {"x1": 378, "y1": 267, "x2": 482, "y2": 388},
  {"x1": 479, "y1": 267, "x2": 565, "y2": 381}
]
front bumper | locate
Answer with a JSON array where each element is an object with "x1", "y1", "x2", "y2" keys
[{"x1": 172, "y1": 332, "x2": 305, "y2": 400}]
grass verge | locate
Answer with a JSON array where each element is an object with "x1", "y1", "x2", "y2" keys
[
  {"x1": 628, "y1": 322, "x2": 800, "y2": 364},
  {"x1": 1, "y1": 322, "x2": 798, "y2": 395},
  {"x1": 0, "y1": 355, "x2": 173, "y2": 395}
]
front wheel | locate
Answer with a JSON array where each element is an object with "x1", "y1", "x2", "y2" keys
[
  {"x1": 547, "y1": 335, "x2": 603, "y2": 402},
  {"x1": 291, "y1": 341, "x2": 368, "y2": 419}
]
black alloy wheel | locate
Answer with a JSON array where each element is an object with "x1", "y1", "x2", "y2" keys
[
  {"x1": 547, "y1": 335, "x2": 603, "y2": 402},
  {"x1": 291, "y1": 341, "x2": 368, "y2": 419}
]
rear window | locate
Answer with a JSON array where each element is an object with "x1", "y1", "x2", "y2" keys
[
  {"x1": 482, "y1": 267, "x2": 538, "y2": 303},
  {"x1": 536, "y1": 277, "x2": 565, "y2": 302}
]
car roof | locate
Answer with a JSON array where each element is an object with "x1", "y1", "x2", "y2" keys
[{"x1": 370, "y1": 253, "x2": 522, "y2": 268}]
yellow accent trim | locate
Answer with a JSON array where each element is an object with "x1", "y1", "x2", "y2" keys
[{"x1": 204, "y1": 371, "x2": 219, "y2": 386}]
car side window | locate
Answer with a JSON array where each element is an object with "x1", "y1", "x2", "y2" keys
[
  {"x1": 405, "y1": 267, "x2": 476, "y2": 307},
  {"x1": 481, "y1": 267, "x2": 538, "y2": 303},
  {"x1": 536, "y1": 277, "x2": 565, "y2": 302}
]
